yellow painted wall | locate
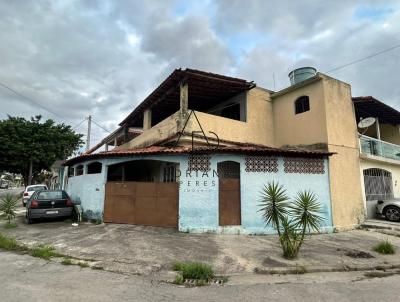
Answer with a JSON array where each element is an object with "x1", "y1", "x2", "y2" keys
[
  {"x1": 185, "y1": 87, "x2": 275, "y2": 146},
  {"x1": 272, "y1": 80, "x2": 328, "y2": 147},
  {"x1": 322, "y1": 78, "x2": 364, "y2": 229},
  {"x1": 272, "y1": 75, "x2": 364, "y2": 229}
]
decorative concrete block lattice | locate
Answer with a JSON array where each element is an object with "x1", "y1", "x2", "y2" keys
[
  {"x1": 283, "y1": 157, "x2": 325, "y2": 174},
  {"x1": 245, "y1": 156, "x2": 278, "y2": 173},
  {"x1": 188, "y1": 154, "x2": 211, "y2": 172}
]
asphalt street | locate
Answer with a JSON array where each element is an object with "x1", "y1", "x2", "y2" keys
[{"x1": 0, "y1": 251, "x2": 399, "y2": 302}]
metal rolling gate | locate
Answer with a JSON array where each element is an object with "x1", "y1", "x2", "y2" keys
[{"x1": 104, "y1": 182, "x2": 179, "y2": 227}]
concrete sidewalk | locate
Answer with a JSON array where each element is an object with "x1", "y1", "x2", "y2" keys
[{"x1": 2, "y1": 216, "x2": 400, "y2": 277}]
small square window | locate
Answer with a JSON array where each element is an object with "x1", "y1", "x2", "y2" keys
[{"x1": 295, "y1": 96, "x2": 310, "y2": 114}]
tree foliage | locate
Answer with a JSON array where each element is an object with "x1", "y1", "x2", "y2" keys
[{"x1": 0, "y1": 115, "x2": 83, "y2": 185}]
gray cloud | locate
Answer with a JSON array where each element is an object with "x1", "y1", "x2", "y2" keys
[{"x1": 0, "y1": 0, "x2": 398, "y2": 149}]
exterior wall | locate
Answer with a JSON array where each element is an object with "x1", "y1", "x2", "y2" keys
[
  {"x1": 360, "y1": 157, "x2": 400, "y2": 218},
  {"x1": 119, "y1": 111, "x2": 181, "y2": 149},
  {"x1": 380, "y1": 124, "x2": 400, "y2": 145},
  {"x1": 65, "y1": 154, "x2": 333, "y2": 234},
  {"x1": 272, "y1": 76, "x2": 364, "y2": 230},
  {"x1": 272, "y1": 79, "x2": 328, "y2": 147},
  {"x1": 179, "y1": 154, "x2": 333, "y2": 234},
  {"x1": 322, "y1": 78, "x2": 365, "y2": 229},
  {"x1": 186, "y1": 88, "x2": 275, "y2": 147}
]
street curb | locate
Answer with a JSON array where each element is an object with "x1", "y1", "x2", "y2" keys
[{"x1": 254, "y1": 263, "x2": 400, "y2": 275}]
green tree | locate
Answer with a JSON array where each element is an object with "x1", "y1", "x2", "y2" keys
[
  {"x1": 259, "y1": 182, "x2": 324, "y2": 259},
  {"x1": 0, "y1": 115, "x2": 83, "y2": 185}
]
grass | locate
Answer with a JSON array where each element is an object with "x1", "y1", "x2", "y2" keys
[
  {"x1": 172, "y1": 261, "x2": 214, "y2": 280},
  {"x1": 0, "y1": 233, "x2": 26, "y2": 251},
  {"x1": 61, "y1": 258, "x2": 73, "y2": 265},
  {"x1": 29, "y1": 245, "x2": 61, "y2": 260},
  {"x1": 373, "y1": 240, "x2": 396, "y2": 255},
  {"x1": 78, "y1": 261, "x2": 89, "y2": 268},
  {"x1": 4, "y1": 222, "x2": 17, "y2": 229}
]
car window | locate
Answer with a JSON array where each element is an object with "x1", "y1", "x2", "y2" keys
[
  {"x1": 37, "y1": 191, "x2": 66, "y2": 200},
  {"x1": 27, "y1": 186, "x2": 47, "y2": 192}
]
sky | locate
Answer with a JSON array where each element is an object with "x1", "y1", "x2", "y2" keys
[{"x1": 0, "y1": 0, "x2": 399, "y2": 146}]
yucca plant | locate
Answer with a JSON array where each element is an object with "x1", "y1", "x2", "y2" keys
[
  {"x1": 258, "y1": 182, "x2": 289, "y2": 237},
  {"x1": 259, "y1": 182, "x2": 324, "y2": 259},
  {"x1": 0, "y1": 193, "x2": 19, "y2": 224}
]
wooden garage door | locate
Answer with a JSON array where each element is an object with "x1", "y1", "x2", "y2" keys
[{"x1": 104, "y1": 182, "x2": 178, "y2": 227}]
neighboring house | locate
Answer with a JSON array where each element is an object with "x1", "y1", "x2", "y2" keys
[
  {"x1": 353, "y1": 96, "x2": 400, "y2": 218},
  {"x1": 63, "y1": 67, "x2": 381, "y2": 234}
]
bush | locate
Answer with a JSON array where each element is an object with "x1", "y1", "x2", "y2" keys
[
  {"x1": 373, "y1": 240, "x2": 396, "y2": 255},
  {"x1": 0, "y1": 194, "x2": 18, "y2": 224},
  {"x1": 172, "y1": 262, "x2": 214, "y2": 280}
]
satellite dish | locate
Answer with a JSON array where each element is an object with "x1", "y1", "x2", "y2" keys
[{"x1": 358, "y1": 117, "x2": 376, "y2": 129}]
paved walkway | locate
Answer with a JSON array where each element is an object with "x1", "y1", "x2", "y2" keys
[
  {"x1": 2, "y1": 215, "x2": 400, "y2": 277},
  {"x1": 2, "y1": 251, "x2": 400, "y2": 302}
]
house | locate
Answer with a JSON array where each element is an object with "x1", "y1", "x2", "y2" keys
[
  {"x1": 353, "y1": 96, "x2": 400, "y2": 218},
  {"x1": 62, "y1": 67, "x2": 386, "y2": 234}
]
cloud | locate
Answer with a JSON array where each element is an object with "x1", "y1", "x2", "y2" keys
[{"x1": 0, "y1": 0, "x2": 398, "y2": 149}]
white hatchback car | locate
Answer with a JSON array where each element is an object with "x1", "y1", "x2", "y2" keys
[
  {"x1": 22, "y1": 185, "x2": 48, "y2": 207},
  {"x1": 376, "y1": 198, "x2": 400, "y2": 222}
]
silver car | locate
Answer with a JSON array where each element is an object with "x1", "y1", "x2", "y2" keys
[{"x1": 376, "y1": 198, "x2": 400, "y2": 222}]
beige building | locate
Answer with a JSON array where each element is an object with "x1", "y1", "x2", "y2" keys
[{"x1": 83, "y1": 68, "x2": 399, "y2": 230}]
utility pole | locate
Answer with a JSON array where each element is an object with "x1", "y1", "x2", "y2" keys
[{"x1": 86, "y1": 115, "x2": 91, "y2": 151}]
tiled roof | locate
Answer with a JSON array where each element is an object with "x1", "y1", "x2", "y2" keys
[{"x1": 63, "y1": 144, "x2": 333, "y2": 166}]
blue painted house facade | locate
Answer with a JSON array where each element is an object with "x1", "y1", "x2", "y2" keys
[
  {"x1": 64, "y1": 147, "x2": 333, "y2": 234},
  {"x1": 62, "y1": 68, "x2": 364, "y2": 234}
]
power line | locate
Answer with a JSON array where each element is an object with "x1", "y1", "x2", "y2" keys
[
  {"x1": 71, "y1": 118, "x2": 87, "y2": 130},
  {"x1": 91, "y1": 118, "x2": 112, "y2": 133},
  {"x1": 326, "y1": 43, "x2": 400, "y2": 73},
  {"x1": 0, "y1": 80, "x2": 73, "y2": 124}
]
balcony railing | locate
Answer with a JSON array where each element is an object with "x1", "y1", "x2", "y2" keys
[{"x1": 360, "y1": 135, "x2": 400, "y2": 161}]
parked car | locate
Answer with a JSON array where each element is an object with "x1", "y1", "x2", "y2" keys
[
  {"x1": 22, "y1": 184, "x2": 48, "y2": 206},
  {"x1": 25, "y1": 190, "x2": 74, "y2": 224},
  {"x1": 376, "y1": 198, "x2": 400, "y2": 222}
]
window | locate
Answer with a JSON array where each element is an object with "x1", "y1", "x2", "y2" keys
[
  {"x1": 295, "y1": 96, "x2": 310, "y2": 114},
  {"x1": 76, "y1": 165, "x2": 84, "y2": 176},
  {"x1": 68, "y1": 167, "x2": 74, "y2": 177},
  {"x1": 87, "y1": 162, "x2": 102, "y2": 174},
  {"x1": 163, "y1": 164, "x2": 176, "y2": 182}
]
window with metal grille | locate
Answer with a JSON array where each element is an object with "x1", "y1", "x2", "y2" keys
[
  {"x1": 295, "y1": 96, "x2": 310, "y2": 114},
  {"x1": 163, "y1": 164, "x2": 176, "y2": 182},
  {"x1": 363, "y1": 168, "x2": 393, "y2": 201}
]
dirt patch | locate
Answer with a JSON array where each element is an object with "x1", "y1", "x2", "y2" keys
[
  {"x1": 262, "y1": 257, "x2": 289, "y2": 267},
  {"x1": 344, "y1": 250, "x2": 375, "y2": 259}
]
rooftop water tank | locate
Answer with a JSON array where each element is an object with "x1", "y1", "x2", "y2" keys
[{"x1": 288, "y1": 67, "x2": 317, "y2": 85}]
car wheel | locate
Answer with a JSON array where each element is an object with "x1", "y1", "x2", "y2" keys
[
  {"x1": 25, "y1": 212, "x2": 33, "y2": 224},
  {"x1": 384, "y1": 206, "x2": 400, "y2": 222}
]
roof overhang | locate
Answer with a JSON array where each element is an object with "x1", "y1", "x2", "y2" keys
[
  {"x1": 63, "y1": 144, "x2": 333, "y2": 166},
  {"x1": 352, "y1": 96, "x2": 400, "y2": 125},
  {"x1": 119, "y1": 68, "x2": 256, "y2": 128}
]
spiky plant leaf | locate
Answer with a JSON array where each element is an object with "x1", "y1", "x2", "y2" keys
[
  {"x1": 258, "y1": 182, "x2": 289, "y2": 235},
  {"x1": 290, "y1": 190, "x2": 325, "y2": 234},
  {"x1": 0, "y1": 193, "x2": 18, "y2": 224}
]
